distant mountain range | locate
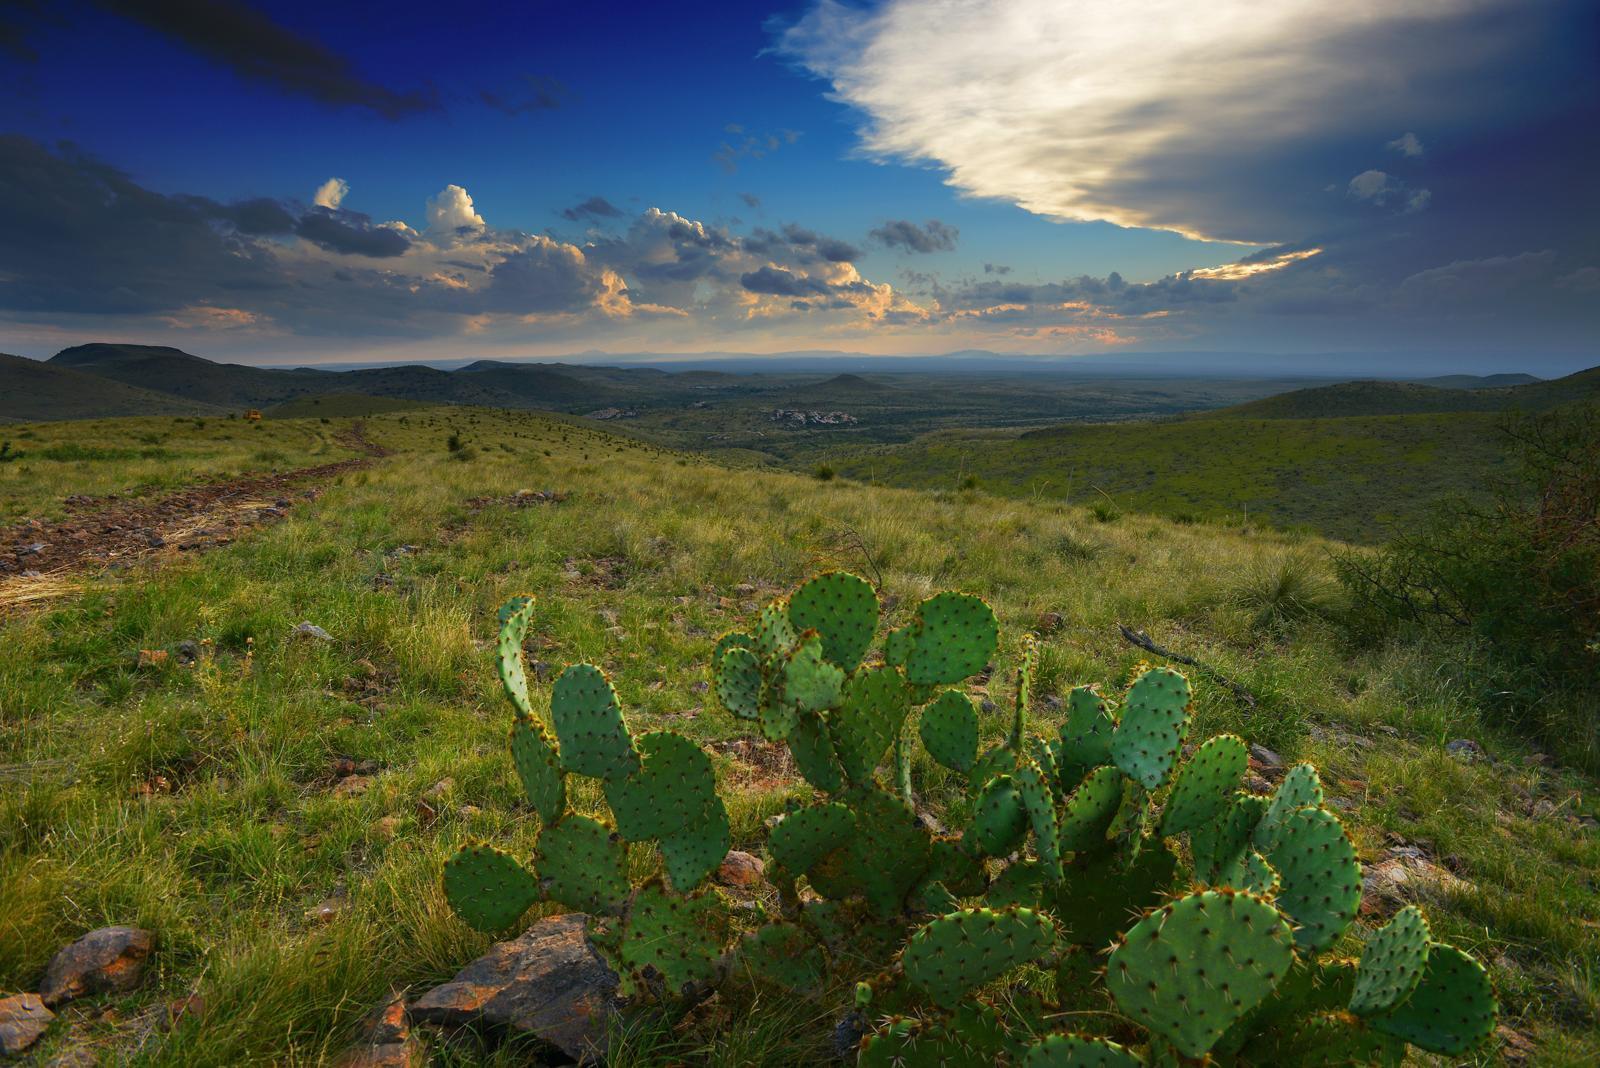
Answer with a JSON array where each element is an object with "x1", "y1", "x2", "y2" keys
[{"x1": 1207, "y1": 369, "x2": 1599, "y2": 420}]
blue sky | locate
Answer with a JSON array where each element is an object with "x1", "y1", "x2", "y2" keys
[{"x1": 1, "y1": 0, "x2": 1596, "y2": 370}]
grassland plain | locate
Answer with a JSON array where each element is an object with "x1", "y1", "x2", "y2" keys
[
  {"x1": 1, "y1": 407, "x2": 1597, "y2": 1065},
  {"x1": 825, "y1": 411, "x2": 1513, "y2": 543}
]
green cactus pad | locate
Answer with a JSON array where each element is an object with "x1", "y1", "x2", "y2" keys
[
  {"x1": 710, "y1": 629, "x2": 755, "y2": 667},
  {"x1": 495, "y1": 595, "x2": 537, "y2": 717},
  {"x1": 1265, "y1": 806, "x2": 1361, "y2": 953},
  {"x1": 1110, "y1": 666, "x2": 1191, "y2": 790},
  {"x1": 1059, "y1": 764, "x2": 1125, "y2": 854},
  {"x1": 1160, "y1": 734, "x2": 1248, "y2": 837},
  {"x1": 1022, "y1": 1034, "x2": 1143, "y2": 1067},
  {"x1": 1050, "y1": 838, "x2": 1178, "y2": 948},
  {"x1": 787, "y1": 710, "x2": 846, "y2": 793},
  {"x1": 928, "y1": 836, "x2": 987, "y2": 897},
  {"x1": 913, "y1": 879, "x2": 959, "y2": 915},
  {"x1": 902, "y1": 905, "x2": 1056, "y2": 1008},
  {"x1": 769, "y1": 802, "x2": 856, "y2": 874},
  {"x1": 883, "y1": 624, "x2": 914, "y2": 668},
  {"x1": 1269, "y1": 1011, "x2": 1407, "y2": 1067},
  {"x1": 442, "y1": 842, "x2": 540, "y2": 933},
  {"x1": 1107, "y1": 888, "x2": 1297, "y2": 1058},
  {"x1": 738, "y1": 922, "x2": 826, "y2": 992},
  {"x1": 903, "y1": 591, "x2": 999, "y2": 686},
  {"x1": 712, "y1": 645, "x2": 763, "y2": 722},
  {"x1": 1369, "y1": 942, "x2": 1496, "y2": 1055},
  {"x1": 533, "y1": 813, "x2": 629, "y2": 914},
  {"x1": 1014, "y1": 753, "x2": 1061, "y2": 875},
  {"x1": 1241, "y1": 851, "x2": 1281, "y2": 898},
  {"x1": 1350, "y1": 905, "x2": 1432, "y2": 1016},
  {"x1": 509, "y1": 714, "x2": 565, "y2": 824},
  {"x1": 1056, "y1": 686, "x2": 1116, "y2": 791},
  {"x1": 842, "y1": 785, "x2": 934, "y2": 916},
  {"x1": 1026, "y1": 733, "x2": 1061, "y2": 800},
  {"x1": 969, "y1": 774, "x2": 1030, "y2": 856},
  {"x1": 550, "y1": 663, "x2": 638, "y2": 779},
  {"x1": 919, "y1": 689, "x2": 980, "y2": 773},
  {"x1": 787, "y1": 571, "x2": 878, "y2": 673},
  {"x1": 1192, "y1": 793, "x2": 1269, "y2": 886},
  {"x1": 753, "y1": 600, "x2": 799, "y2": 660},
  {"x1": 774, "y1": 631, "x2": 846, "y2": 716},
  {"x1": 1054, "y1": 947, "x2": 1103, "y2": 1006},
  {"x1": 617, "y1": 881, "x2": 729, "y2": 998},
  {"x1": 1012, "y1": 633, "x2": 1039, "y2": 745},
  {"x1": 1254, "y1": 762, "x2": 1324, "y2": 852},
  {"x1": 858, "y1": 1010, "x2": 1005, "y2": 1068},
  {"x1": 604, "y1": 731, "x2": 717, "y2": 842},
  {"x1": 659, "y1": 795, "x2": 730, "y2": 893},
  {"x1": 968, "y1": 743, "x2": 1020, "y2": 794},
  {"x1": 985, "y1": 858, "x2": 1049, "y2": 909},
  {"x1": 828, "y1": 665, "x2": 908, "y2": 783}
]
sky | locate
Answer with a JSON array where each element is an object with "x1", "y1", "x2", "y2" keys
[{"x1": 0, "y1": 0, "x2": 1596, "y2": 371}]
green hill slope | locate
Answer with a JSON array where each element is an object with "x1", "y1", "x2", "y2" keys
[
  {"x1": 0, "y1": 352, "x2": 224, "y2": 421},
  {"x1": 1215, "y1": 365, "x2": 1598, "y2": 420}
]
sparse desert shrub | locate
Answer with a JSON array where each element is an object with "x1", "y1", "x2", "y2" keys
[
  {"x1": 1230, "y1": 552, "x2": 1339, "y2": 633},
  {"x1": 959, "y1": 473, "x2": 979, "y2": 491},
  {"x1": 439, "y1": 574, "x2": 1496, "y2": 1065},
  {"x1": 446, "y1": 431, "x2": 463, "y2": 453},
  {"x1": 450, "y1": 445, "x2": 477, "y2": 462}
]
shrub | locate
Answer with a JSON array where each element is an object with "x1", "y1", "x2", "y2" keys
[
  {"x1": 1231, "y1": 552, "x2": 1339, "y2": 633},
  {"x1": 1090, "y1": 501, "x2": 1120, "y2": 523},
  {"x1": 814, "y1": 463, "x2": 837, "y2": 481},
  {"x1": 0, "y1": 441, "x2": 21, "y2": 463},
  {"x1": 446, "y1": 431, "x2": 463, "y2": 453},
  {"x1": 439, "y1": 573, "x2": 1496, "y2": 1065}
]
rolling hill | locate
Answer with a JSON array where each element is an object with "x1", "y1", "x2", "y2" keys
[
  {"x1": 0, "y1": 352, "x2": 223, "y2": 421},
  {"x1": 1212, "y1": 366, "x2": 1599, "y2": 420}
]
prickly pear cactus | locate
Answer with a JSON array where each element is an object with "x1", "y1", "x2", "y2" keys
[{"x1": 437, "y1": 574, "x2": 1496, "y2": 1067}]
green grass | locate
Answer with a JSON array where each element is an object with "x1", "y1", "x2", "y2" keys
[
  {"x1": 827, "y1": 412, "x2": 1513, "y2": 543},
  {"x1": 265, "y1": 393, "x2": 429, "y2": 419},
  {"x1": 1, "y1": 407, "x2": 1596, "y2": 1064}
]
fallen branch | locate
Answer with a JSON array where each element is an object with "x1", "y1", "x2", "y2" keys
[{"x1": 1117, "y1": 624, "x2": 1257, "y2": 708}]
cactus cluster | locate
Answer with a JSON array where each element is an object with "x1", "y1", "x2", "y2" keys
[{"x1": 441, "y1": 572, "x2": 1497, "y2": 1065}]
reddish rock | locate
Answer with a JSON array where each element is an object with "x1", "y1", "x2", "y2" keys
[
  {"x1": 0, "y1": 993, "x2": 54, "y2": 1054},
  {"x1": 410, "y1": 914, "x2": 620, "y2": 1062},
  {"x1": 715, "y1": 850, "x2": 764, "y2": 888},
  {"x1": 40, "y1": 926, "x2": 155, "y2": 1006},
  {"x1": 340, "y1": 992, "x2": 419, "y2": 1068}
]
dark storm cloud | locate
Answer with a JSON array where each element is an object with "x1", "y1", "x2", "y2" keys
[
  {"x1": 479, "y1": 74, "x2": 567, "y2": 115},
  {"x1": 295, "y1": 207, "x2": 411, "y2": 257},
  {"x1": 740, "y1": 265, "x2": 831, "y2": 297},
  {"x1": 780, "y1": 223, "x2": 860, "y2": 263},
  {"x1": 561, "y1": 195, "x2": 625, "y2": 222},
  {"x1": 94, "y1": 0, "x2": 437, "y2": 119},
  {"x1": 983, "y1": 263, "x2": 1011, "y2": 275},
  {"x1": 869, "y1": 218, "x2": 958, "y2": 253}
]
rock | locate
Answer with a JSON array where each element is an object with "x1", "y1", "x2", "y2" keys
[
  {"x1": 1496, "y1": 1024, "x2": 1538, "y2": 1065},
  {"x1": 1248, "y1": 743, "x2": 1284, "y2": 768},
  {"x1": 293, "y1": 621, "x2": 334, "y2": 641},
  {"x1": 410, "y1": 914, "x2": 621, "y2": 1063},
  {"x1": 421, "y1": 778, "x2": 455, "y2": 802},
  {"x1": 1523, "y1": 752, "x2": 1553, "y2": 767},
  {"x1": 374, "y1": 815, "x2": 404, "y2": 840},
  {"x1": 136, "y1": 649, "x2": 169, "y2": 669},
  {"x1": 339, "y1": 991, "x2": 420, "y2": 1067},
  {"x1": 1445, "y1": 738, "x2": 1485, "y2": 762},
  {"x1": 174, "y1": 640, "x2": 200, "y2": 663},
  {"x1": 332, "y1": 775, "x2": 373, "y2": 798},
  {"x1": 1036, "y1": 610, "x2": 1065, "y2": 634},
  {"x1": 0, "y1": 993, "x2": 53, "y2": 1055},
  {"x1": 40, "y1": 926, "x2": 155, "y2": 1006},
  {"x1": 1362, "y1": 847, "x2": 1473, "y2": 912},
  {"x1": 146, "y1": 534, "x2": 166, "y2": 549},
  {"x1": 715, "y1": 851, "x2": 765, "y2": 888}
]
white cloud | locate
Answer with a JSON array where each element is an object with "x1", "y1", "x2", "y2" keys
[
  {"x1": 776, "y1": 0, "x2": 1514, "y2": 243},
  {"x1": 426, "y1": 184, "x2": 486, "y2": 233},
  {"x1": 1347, "y1": 170, "x2": 1431, "y2": 212},
  {"x1": 1387, "y1": 132, "x2": 1425, "y2": 158},
  {"x1": 312, "y1": 177, "x2": 349, "y2": 210}
]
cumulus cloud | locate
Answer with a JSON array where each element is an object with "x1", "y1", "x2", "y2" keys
[
  {"x1": 1387, "y1": 132, "x2": 1426, "y2": 158},
  {"x1": 869, "y1": 219, "x2": 958, "y2": 253},
  {"x1": 296, "y1": 207, "x2": 411, "y2": 257},
  {"x1": 313, "y1": 177, "x2": 349, "y2": 210},
  {"x1": 561, "y1": 195, "x2": 624, "y2": 222},
  {"x1": 426, "y1": 184, "x2": 486, "y2": 233},
  {"x1": 1346, "y1": 170, "x2": 1431, "y2": 213},
  {"x1": 775, "y1": 0, "x2": 1572, "y2": 244}
]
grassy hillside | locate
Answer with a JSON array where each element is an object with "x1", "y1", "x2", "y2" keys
[
  {"x1": 264, "y1": 393, "x2": 428, "y2": 419},
  {"x1": 0, "y1": 353, "x2": 223, "y2": 422},
  {"x1": 1218, "y1": 366, "x2": 1599, "y2": 420},
  {"x1": 0, "y1": 409, "x2": 1595, "y2": 1064},
  {"x1": 828, "y1": 411, "x2": 1512, "y2": 543}
]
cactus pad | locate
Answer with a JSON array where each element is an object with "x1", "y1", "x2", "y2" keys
[
  {"x1": 1265, "y1": 806, "x2": 1361, "y2": 953},
  {"x1": 550, "y1": 663, "x2": 638, "y2": 779},
  {"x1": 1192, "y1": 793, "x2": 1269, "y2": 886},
  {"x1": 1056, "y1": 686, "x2": 1116, "y2": 791},
  {"x1": 769, "y1": 802, "x2": 855, "y2": 874},
  {"x1": 1241, "y1": 851, "x2": 1281, "y2": 898},
  {"x1": 928, "y1": 836, "x2": 987, "y2": 897},
  {"x1": 659, "y1": 795, "x2": 730, "y2": 893},
  {"x1": 1022, "y1": 1034, "x2": 1143, "y2": 1067},
  {"x1": 753, "y1": 600, "x2": 798, "y2": 660},
  {"x1": 617, "y1": 882, "x2": 728, "y2": 997},
  {"x1": 787, "y1": 571, "x2": 878, "y2": 673},
  {"x1": 1350, "y1": 905, "x2": 1432, "y2": 1016},
  {"x1": 776, "y1": 631, "x2": 847, "y2": 715},
  {"x1": 919, "y1": 689, "x2": 980, "y2": 773},
  {"x1": 842, "y1": 785, "x2": 934, "y2": 916},
  {"x1": 903, "y1": 591, "x2": 999, "y2": 686},
  {"x1": 509, "y1": 714, "x2": 565, "y2": 824},
  {"x1": 1160, "y1": 734, "x2": 1248, "y2": 837},
  {"x1": 902, "y1": 905, "x2": 1056, "y2": 1008},
  {"x1": 1254, "y1": 762, "x2": 1324, "y2": 852},
  {"x1": 443, "y1": 842, "x2": 539, "y2": 933},
  {"x1": 1369, "y1": 942, "x2": 1496, "y2": 1055},
  {"x1": 739, "y1": 922, "x2": 826, "y2": 992},
  {"x1": 970, "y1": 774, "x2": 1030, "y2": 856},
  {"x1": 1110, "y1": 666, "x2": 1191, "y2": 790},
  {"x1": 1050, "y1": 838, "x2": 1178, "y2": 948},
  {"x1": 1058, "y1": 764, "x2": 1125, "y2": 854},
  {"x1": 1013, "y1": 753, "x2": 1061, "y2": 875},
  {"x1": 605, "y1": 731, "x2": 717, "y2": 842},
  {"x1": 533, "y1": 813, "x2": 629, "y2": 914},
  {"x1": 828, "y1": 665, "x2": 907, "y2": 783},
  {"x1": 495, "y1": 595, "x2": 536, "y2": 717},
  {"x1": 787, "y1": 710, "x2": 845, "y2": 793},
  {"x1": 1106, "y1": 889, "x2": 1296, "y2": 1058},
  {"x1": 712, "y1": 645, "x2": 763, "y2": 722}
]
